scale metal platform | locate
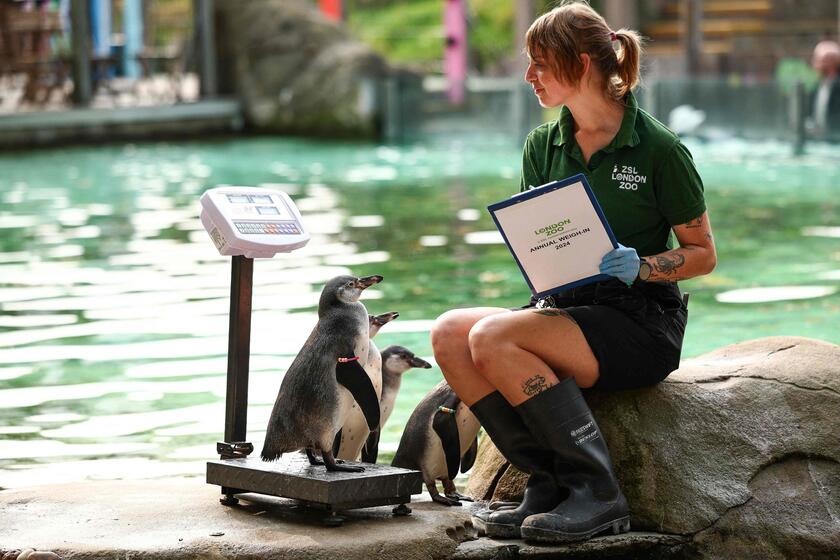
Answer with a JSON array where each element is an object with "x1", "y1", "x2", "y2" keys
[
  {"x1": 200, "y1": 186, "x2": 423, "y2": 524},
  {"x1": 207, "y1": 454, "x2": 422, "y2": 515}
]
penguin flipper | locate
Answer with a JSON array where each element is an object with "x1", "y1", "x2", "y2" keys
[
  {"x1": 332, "y1": 429, "x2": 343, "y2": 458},
  {"x1": 461, "y1": 436, "x2": 478, "y2": 474},
  {"x1": 335, "y1": 359, "x2": 381, "y2": 431},
  {"x1": 362, "y1": 430, "x2": 380, "y2": 463},
  {"x1": 432, "y1": 406, "x2": 461, "y2": 482}
]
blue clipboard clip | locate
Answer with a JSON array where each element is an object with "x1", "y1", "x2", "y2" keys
[{"x1": 487, "y1": 173, "x2": 619, "y2": 299}]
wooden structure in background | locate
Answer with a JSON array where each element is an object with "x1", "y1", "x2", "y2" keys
[
  {"x1": 0, "y1": 3, "x2": 65, "y2": 104},
  {"x1": 0, "y1": 0, "x2": 216, "y2": 108},
  {"x1": 642, "y1": 0, "x2": 838, "y2": 78}
]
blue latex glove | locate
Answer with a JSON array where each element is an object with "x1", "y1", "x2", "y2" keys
[{"x1": 599, "y1": 244, "x2": 641, "y2": 285}]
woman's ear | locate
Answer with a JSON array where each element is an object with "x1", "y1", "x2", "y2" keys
[
  {"x1": 575, "y1": 53, "x2": 591, "y2": 90},
  {"x1": 579, "y1": 53, "x2": 591, "y2": 77}
]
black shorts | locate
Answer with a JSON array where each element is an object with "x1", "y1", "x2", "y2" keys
[{"x1": 524, "y1": 279, "x2": 688, "y2": 391}]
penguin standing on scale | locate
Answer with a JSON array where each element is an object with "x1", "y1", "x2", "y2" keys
[
  {"x1": 392, "y1": 380, "x2": 480, "y2": 505},
  {"x1": 261, "y1": 274, "x2": 383, "y2": 472},
  {"x1": 333, "y1": 311, "x2": 399, "y2": 461},
  {"x1": 362, "y1": 345, "x2": 432, "y2": 463}
]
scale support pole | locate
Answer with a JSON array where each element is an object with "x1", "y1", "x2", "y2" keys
[
  {"x1": 194, "y1": 0, "x2": 218, "y2": 97},
  {"x1": 225, "y1": 255, "x2": 253, "y2": 443}
]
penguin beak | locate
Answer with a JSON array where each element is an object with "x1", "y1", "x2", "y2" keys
[
  {"x1": 373, "y1": 311, "x2": 399, "y2": 326},
  {"x1": 411, "y1": 356, "x2": 433, "y2": 369},
  {"x1": 356, "y1": 275, "x2": 383, "y2": 289}
]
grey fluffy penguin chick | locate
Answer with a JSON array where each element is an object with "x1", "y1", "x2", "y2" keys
[
  {"x1": 362, "y1": 345, "x2": 432, "y2": 463},
  {"x1": 392, "y1": 380, "x2": 480, "y2": 505},
  {"x1": 261, "y1": 274, "x2": 383, "y2": 472},
  {"x1": 334, "y1": 311, "x2": 400, "y2": 461}
]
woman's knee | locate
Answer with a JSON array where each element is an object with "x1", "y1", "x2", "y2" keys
[
  {"x1": 430, "y1": 309, "x2": 474, "y2": 361},
  {"x1": 467, "y1": 314, "x2": 513, "y2": 376}
]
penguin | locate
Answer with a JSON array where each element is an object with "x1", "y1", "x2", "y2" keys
[
  {"x1": 392, "y1": 380, "x2": 480, "y2": 505},
  {"x1": 361, "y1": 345, "x2": 432, "y2": 463},
  {"x1": 261, "y1": 274, "x2": 383, "y2": 472},
  {"x1": 333, "y1": 311, "x2": 400, "y2": 461}
]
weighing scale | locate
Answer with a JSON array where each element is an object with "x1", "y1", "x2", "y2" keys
[{"x1": 200, "y1": 186, "x2": 423, "y2": 525}]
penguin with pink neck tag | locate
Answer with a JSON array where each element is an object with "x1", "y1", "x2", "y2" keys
[
  {"x1": 333, "y1": 311, "x2": 400, "y2": 461},
  {"x1": 261, "y1": 274, "x2": 382, "y2": 472}
]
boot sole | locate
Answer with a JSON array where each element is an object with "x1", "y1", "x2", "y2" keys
[
  {"x1": 521, "y1": 516, "x2": 630, "y2": 544},
  {"x1": 484, "y1": 521, "x2": 521, "y2": 539}
]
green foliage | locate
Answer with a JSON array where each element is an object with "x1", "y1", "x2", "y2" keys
[
  {"x1": 467, "y1": 0, "x2": 514, "y2": 72},
  {"x1": 343, "y1": 0, "x2": 537, "y2": 73},
  {"x1": 345, "y1": 1, "x2": 446, "y2": 71},
  {"x1": 341, "y1": 0, "x2": 594, "y2": 73}
]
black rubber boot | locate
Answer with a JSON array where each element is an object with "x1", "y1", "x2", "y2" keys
[
  {"x1": 517, "y1": 378, "x2": 630, "y2": 543},
  {"x1": 469, "y1": 391, "x2": 560, "y2": 538}
]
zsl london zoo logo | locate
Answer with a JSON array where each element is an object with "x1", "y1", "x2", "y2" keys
[{"x1": 612, "y1": 164, "x2": 647, "y2": 191}]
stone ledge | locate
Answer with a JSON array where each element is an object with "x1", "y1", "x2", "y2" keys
[
  {"x1": 453, "y1": 532, "x2": 690, "y2": 559},
  {"x1": 465, "y1": 336, "x2": 840, "y2": 559}
]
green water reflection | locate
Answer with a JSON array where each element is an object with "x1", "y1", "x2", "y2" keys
[{"x1": 0, "y1": 136, "x2": 838, "y2": 487}]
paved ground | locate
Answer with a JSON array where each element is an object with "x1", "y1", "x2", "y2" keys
[
  {"x1": 0, "y1": 478, "x2": 688, "y2": 559},
  {"x1": 0, "y1": 477, "x2": 478, "y2": 560}
]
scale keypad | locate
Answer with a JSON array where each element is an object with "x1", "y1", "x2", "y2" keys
[{"x1": 234, "y1": 221, "x2": 301, "y2": 235}]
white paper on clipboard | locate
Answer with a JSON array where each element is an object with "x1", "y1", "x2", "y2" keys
[{"x1": 488, "y1": 174, "x2": 617, "y2": 297}]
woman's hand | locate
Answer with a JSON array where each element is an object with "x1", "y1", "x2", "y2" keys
[{"x1": 599, "y1": 244, "x2": 640, "y2": 285}]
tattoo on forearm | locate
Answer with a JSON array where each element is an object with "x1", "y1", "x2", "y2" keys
[
  {"x1": 653, "y1": 253, "x2": 686, "y2": 276},
  {"x1": 522, "y1": 374, "x2": 549, "y2": 397},
  {"x1": 705, "y1": 233, "x2": 713, "y2": 242},
  {"x1": 685, "y1": 218, "x2": 703, "y2": 228}
]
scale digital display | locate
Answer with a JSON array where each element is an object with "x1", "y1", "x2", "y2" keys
[
  {"x1": 200, "y1": 186, "x2": 310, "y2": 258},
  {"x1": 227, "y1": 194, "x2": 275, "y2": 205}
]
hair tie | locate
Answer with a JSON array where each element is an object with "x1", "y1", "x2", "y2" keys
[{"x1": 610, "y1": 31, "x2": 617, "y2": 41}]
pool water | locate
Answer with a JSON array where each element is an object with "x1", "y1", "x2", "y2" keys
[{"x1": 0, "y1": 136, "x2": 838, "y2": 488}]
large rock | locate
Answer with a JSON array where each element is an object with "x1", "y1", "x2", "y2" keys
[
  {"x1": 466, "y1": 337, "x2": 840, "y2": 559},
  {"x1": 215, "y1": 0, "x2": 389, "y2": 137}
]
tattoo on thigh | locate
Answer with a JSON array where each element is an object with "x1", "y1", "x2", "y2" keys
[
  {"x1": 653, "y1": 253, "x2": 686, "y2": 276},
  {"x1": 522, "y1": 374, "x2": 549, "y2": 397},
  {"x1": 534, "y1": 308, "x2": 569, "y2": 317},
  {"x1": 532, "y1": 307, "x2": 578, "y2": 325}
]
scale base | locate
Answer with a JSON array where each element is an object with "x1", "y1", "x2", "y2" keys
[{"x1": 207, "y1": 454, "x2": 423, "y2": 525}]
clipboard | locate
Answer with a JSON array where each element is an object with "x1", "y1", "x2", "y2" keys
[{"x1": 488, "y1": 173, "x2": 618, "y2": 298}]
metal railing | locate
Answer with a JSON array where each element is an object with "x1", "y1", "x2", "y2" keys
[{"x1": 381, "y1": 75, "x2": 830, "y2": 152}]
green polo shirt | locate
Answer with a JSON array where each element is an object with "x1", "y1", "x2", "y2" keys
[{"x1": 520, "y1": 92, "x2": 706, "y2": 258}]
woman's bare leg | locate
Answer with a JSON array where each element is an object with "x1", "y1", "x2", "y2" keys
[
  {"x1": 468, "y1": 308, "x2": 600, "y2": 405},
  {"x1": 431, "y1": 307, "x2": 510, "y2": 405},
  {"x1": 432, "y1": 306, "x2": 600, "y2": 406}
]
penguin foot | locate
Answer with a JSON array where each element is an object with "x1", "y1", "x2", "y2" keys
[
  {"x1": 305, "y1": 449, "x2": 324, "y2": 466},
  {"x1": 432, "y1": 494, "x2": 463, "y2": 507},
  {"x1": 322, "y1": 450, "x2": 364, "y2": 472},
  {"x1": 445, "y1": 491, "x2": 474, "y2": 502},
  {"x1": 325, "y1": 463, "x2": 365, "y2": 473},
  {"x1": 442, "y1": 479, "x2": 473, "y2": 502}
]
